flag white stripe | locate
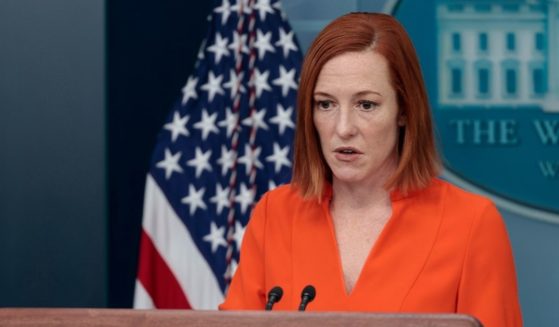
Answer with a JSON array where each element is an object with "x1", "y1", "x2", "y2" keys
[
  {"x1": 133, "y1": 279, "x2": 155, "y2": 309},
  {"x1": 142, "y1": 174, "x2": 224, "y2": 309}
]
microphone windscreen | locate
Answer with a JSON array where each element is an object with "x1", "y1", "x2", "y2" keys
[
  {"x1": 301, "y1": 285, "x2": 316, "y2": 301},
  {"x1": 269, "y1": 286, "x2": 283, "y2": 301}
]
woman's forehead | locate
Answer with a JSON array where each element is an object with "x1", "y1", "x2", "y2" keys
[{"x1": 313, "y1": 51, "x2": 393, "y2": 96}]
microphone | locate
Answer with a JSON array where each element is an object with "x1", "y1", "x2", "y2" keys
[
  {"x1": 265, "y1": 286, "x2": 283, "y2": 311},
  {"x1": 298, "y1": 285, "x2": 316, "y2": 311}
]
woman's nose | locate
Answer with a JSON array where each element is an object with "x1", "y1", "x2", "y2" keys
[{"x1": 335, "y1": 108, "x2": 357, "y2": 138}]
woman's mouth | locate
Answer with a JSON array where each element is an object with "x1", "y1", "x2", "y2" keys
[{"x1": 334, "y1": 147, "x2": 362, "y2": 161}]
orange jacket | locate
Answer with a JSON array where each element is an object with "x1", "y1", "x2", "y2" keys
[{"x1": 220, "y1": 179, "x2": 522, "y2": 327}]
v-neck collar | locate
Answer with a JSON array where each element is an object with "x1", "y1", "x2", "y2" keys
[
  {"x1": 291, "y1": 180, "x2": 445, "y2": 311},
  {"x1": 321, "y1": 192, "x2": 402, "y2": 298}
]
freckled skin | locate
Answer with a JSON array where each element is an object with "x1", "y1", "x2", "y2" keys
[
  {"x1": 312, "y1": 50, "x2": 402, "y2": 293},
  {"x1": 313, "y1": 50, "x2": 400, "y2": 188}
]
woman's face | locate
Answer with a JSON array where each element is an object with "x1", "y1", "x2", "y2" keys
[{"x1": 313, "y1": 50, "x2": 401, "y2": 187}]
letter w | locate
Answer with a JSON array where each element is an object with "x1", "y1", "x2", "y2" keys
[
  {"x1": 534, "y1": 120, "x2": 559, "y2": 145},
  {"x1": 539, "y1": 161, "x2": 559, "y2": 178}
]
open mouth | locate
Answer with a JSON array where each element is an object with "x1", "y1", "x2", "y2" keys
[{"x1": 335, "y1": 147, "x2": 362, "y2": 155}]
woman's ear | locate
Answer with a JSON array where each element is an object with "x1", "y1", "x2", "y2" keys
[{"x1": 398, "y1": 114, "x2": 406, "y2": 126}]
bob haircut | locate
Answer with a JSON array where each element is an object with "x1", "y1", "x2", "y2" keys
[{"x1": 292, "y1": 12, "x2": 440, "y2": 199}]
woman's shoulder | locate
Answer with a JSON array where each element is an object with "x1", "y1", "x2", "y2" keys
[
  {"x1": 258, "y1": 183, "x2": 318, "y2": 209},
  {"x1": 259, "y1": 183, "x2": 301, "y2": 203},
  {"x1": 424, "y1": 178, "x2": 495, "y2": 214},
  {"x1": 253, "y1": 183, "x2": 324, "y2": 222},
  {"x1": 418, "y1": 179, "x2": 507, "y2": 246}
]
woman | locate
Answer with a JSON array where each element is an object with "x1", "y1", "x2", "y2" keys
[{"x1": 220, "y1": 12, "x2": 522, "y2": 326}]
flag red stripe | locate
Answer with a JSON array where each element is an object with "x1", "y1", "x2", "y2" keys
[{"x1": 137, "y1": 229, "x2": 192, "y2": 309}]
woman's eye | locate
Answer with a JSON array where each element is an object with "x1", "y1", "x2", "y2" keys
[
  {"x1": 358, "y1": 100, "x2": 377, "y2": 111},
  {"x1": 316, "y1": 100, "x2": 332, "y2": 110}
]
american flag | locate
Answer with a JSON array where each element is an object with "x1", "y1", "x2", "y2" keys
[{"x1": 133, "y1": 0, "x2": 302, "y2": 309}]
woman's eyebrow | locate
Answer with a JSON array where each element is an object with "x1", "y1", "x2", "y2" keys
[{"x1": 354, "y1": 90, "x2": 382, "y2": 97}]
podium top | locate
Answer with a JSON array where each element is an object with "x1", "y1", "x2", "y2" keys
[{"x1": 0, "y1": 308, "x2": 481, "y2": 327}]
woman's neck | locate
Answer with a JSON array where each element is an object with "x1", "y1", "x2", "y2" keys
[
  {"x1": 331, "y1": 177, "x2": 392, "y2": 210},
  {"x1": 330, "y1": 152, "x2": 398, "y2": 210}
]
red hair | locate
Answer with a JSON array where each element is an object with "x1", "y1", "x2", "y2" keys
[{"x1": 292, "y1": 12, "x2": 440, "y2": 199}]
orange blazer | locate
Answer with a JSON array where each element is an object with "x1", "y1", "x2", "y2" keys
[{"x1": 220, "y1": 179, "x2": 522, "y2": 327}]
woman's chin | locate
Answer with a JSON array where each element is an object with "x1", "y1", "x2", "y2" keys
[{"x1": 331, "y1": 171, "x2": 366, "y2": 184}]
